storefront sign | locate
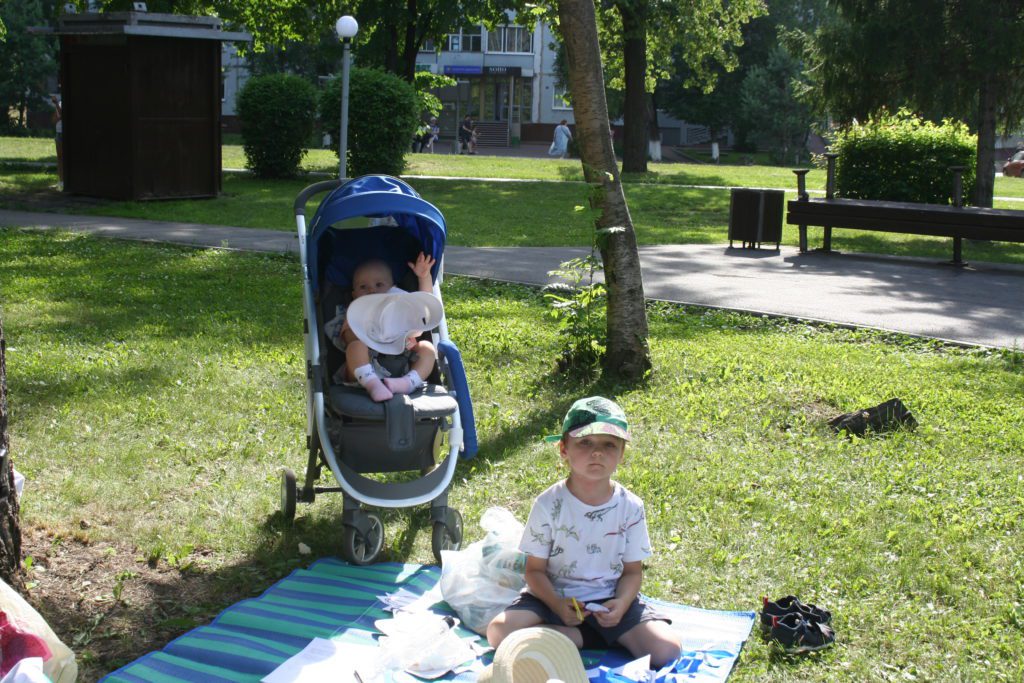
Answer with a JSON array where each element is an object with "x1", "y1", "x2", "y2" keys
[
  {"x1": 443, "y1": 65, "x2": 482, "y2": 75},
  {"x1": 442, "y1": 65, "x2": 523, "y2": 77},
  {"x1": 483, "y1": 66, "x2": 522, "y2": 76}
]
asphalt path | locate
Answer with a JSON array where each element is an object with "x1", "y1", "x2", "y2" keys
[{"x1": 2, "y1": 209, "x2": 1022, "y2": 349}]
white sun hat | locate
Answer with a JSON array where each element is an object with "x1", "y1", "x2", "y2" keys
[
  {"x1": 345, "y1": 291, "x2": 444, "y2": 355},
  {"x1": 477, "y1": 628, "x2": 589, "y2": 683}
]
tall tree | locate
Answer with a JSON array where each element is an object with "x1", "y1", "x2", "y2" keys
[
  {"x1": 659, "y1": 0, "x2": 831, "y2": 154},
  {"x1": 810, "y1": 0, "x2": 1024, "y2": 207},
  {"x1": 737, "y1": 46, "x2": 814, "y2": 163},
  {"x1": 558, "y1": 0, "x2": 651, "y2": 382},
  {"x1": 602, "y1": 0, "x2": 764, "y2": 173},
  {"x1": 0, "y1": 318, "x2": 24, "y2": 592}
]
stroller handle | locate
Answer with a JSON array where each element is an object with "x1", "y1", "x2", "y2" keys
[{"x1": 294, "y1": 180, "x2": 343, "y2": 216}]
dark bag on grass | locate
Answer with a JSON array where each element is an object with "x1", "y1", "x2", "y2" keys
[{"x1": 829, "y1": 398, "x2": 917, "y2": 436}]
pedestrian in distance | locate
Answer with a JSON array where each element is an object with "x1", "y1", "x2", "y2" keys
[{"x1": 549, "y1": 119, "x2": 572, "y2": 159}]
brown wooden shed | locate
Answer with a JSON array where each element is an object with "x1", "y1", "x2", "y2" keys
[{"x1": 54, "y1": 12, "x2": 249, "y2": 200}]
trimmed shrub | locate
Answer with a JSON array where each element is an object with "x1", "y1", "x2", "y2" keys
[
  {"x1": 237, "y1": 74, "x2": 317, "y2": 178},
  {"x1": 320, "y1": 68, "x2": 419, "y2": 177},
  {"x1": 831, "y1": 109, "x2": 976, "y2": 205}
]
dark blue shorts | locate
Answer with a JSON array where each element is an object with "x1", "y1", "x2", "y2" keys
[{"x1": 506, "y1": 592, "x2": 670, "y2": 646}]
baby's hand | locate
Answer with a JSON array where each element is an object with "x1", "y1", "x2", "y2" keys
[
  {"x1": 409, "y1": 252, "x2": 436, "y2": 278},
  {"x1": 405, "y1": 335, "x2": 418, "y2": 351}
]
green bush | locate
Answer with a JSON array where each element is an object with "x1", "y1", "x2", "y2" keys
[
  {"x1": 831, "y1": 109, "x2": 976, "y2": 205},
  {"x1": 237, "y1": 74, "x2": 317, "y2": 178},
  {"x1": 320, "y1": 68, "x2": 419, "y2": 177}
]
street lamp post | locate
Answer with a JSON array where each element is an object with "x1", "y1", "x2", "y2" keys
[{"x1": 335, "y1": 15, "x2": 359, "y2": 180}]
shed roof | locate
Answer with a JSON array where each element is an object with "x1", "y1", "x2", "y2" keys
[{"x1": 50, "y1": 11, "x2": 250, "y2": 42}]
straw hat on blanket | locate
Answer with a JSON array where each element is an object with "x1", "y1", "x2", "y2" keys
[{"x1": 477, "y1": 628, "x2": 589, "y2": 683}]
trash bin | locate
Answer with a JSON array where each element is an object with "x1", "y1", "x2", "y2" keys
[{"x1": 728, "y1": 189, "x2": 784, "y2": 249}]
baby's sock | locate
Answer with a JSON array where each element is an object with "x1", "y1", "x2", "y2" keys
[
  {"x1": 383, "y1": 370, "x2": 423, "y2": 395},
  {"x1": 354, "y1": 364, "x2": 393, "y2": 402}
]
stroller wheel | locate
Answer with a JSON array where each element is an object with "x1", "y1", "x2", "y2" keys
[
  {"x1": 280, "y1": 468, "x2": 297, "y2": 523},
  {"x1": 341, "y1": 512, "x2": 385, "y2": 565},
  {"x1": 431, "y1": 508, "x2": 464, "y2": 564}
]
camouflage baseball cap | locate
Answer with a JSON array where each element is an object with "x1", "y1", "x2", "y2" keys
[{"x1": 544, "y1": 396, "x2": 631, "y2": 442}]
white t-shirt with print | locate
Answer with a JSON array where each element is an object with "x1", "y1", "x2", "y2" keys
[{"x1": 519, "y1": 480, "x2": 652, "y2": 602}]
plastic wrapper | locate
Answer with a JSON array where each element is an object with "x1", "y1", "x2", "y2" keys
[{"x1": 439, "y1": 507, "x2": 527, "y2": 635}]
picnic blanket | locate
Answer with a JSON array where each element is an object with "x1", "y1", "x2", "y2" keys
[{"x1": 101, "y1": 559, "x2": 755, "y2": 683}]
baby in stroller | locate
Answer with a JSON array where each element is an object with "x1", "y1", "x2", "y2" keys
[{"x1": 326, "y1": 253, "x2": 439, "y2": 401}]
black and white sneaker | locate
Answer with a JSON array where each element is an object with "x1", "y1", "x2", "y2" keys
[
  {"x1": 760, "y1": 595, "x2": 832, "y2": 634},
  {"x1": 769, "y1": 612, "x2": 836, "y2": 654}
]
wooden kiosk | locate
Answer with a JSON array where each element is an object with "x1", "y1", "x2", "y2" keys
[{"x1": 54, "y1": 12, "x2": 249, "y2": 200}]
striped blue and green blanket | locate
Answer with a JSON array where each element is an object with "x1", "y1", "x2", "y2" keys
[{"x1": 102, "y1": 559, "x2": 754, "y2": 682}]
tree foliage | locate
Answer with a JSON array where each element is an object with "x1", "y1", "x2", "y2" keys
[
  {"x1": 0, "y1": 0, "x2": 56, "y2": 132},
  {"x1": 659, "y1": 0, "x2": 831, "y2": 152},
  {"x1": 737, "y1": 46, "x2": 814, "y2": 163},
  {"x1": 413, "y1": 71, "x2": 457, "y2": 118},
  {"x1": 203, "y1": 0, "x2": 526, "y2": 82},
  {"x1": 807, "y1": 0, "x2": 1024, "y2": 206},
  {"x1": 583, "y1": 0, "x2": 765, "y2": 172}
]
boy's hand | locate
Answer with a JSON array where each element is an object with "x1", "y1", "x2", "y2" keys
[
  {"x1": 409, "y1": 252, "x2": 436, "y2": 279},
  {"x1": 405, "y1": 335, "x2": 418, "y2": 351},
  {"x1": 555, "y1": 598, "x2": 587, "y2": 627},
  {"x1": 591, "y1": 598, "x2": 627, "y2": 628}
]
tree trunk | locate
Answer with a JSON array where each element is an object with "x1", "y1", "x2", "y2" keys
[
  {"x1": 973, "y1": 76, "x2": 996, "y2": 208},
  {"x1": 558, "y1": 0, "x2": 652, "y2": 382},
  {"x1": 0, "y1": 317, "x2": 24, "y2": 592},
  {"x1": 399, "y1": 0, "x2": 419, "y2": 82},
  {"x1": 618, "y1": 0, "x2": 649, "y2": 174}
]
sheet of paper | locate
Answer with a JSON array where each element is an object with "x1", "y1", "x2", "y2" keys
[
  {"x1": 617, "y1": 655, "x2": 653, "y2": 681},
  {"x1": 261, "y1": 637, "x2": 378, "y2": 683},
  {"x1": 396, "y1": 582, "x2": 445, "y2": 613}
]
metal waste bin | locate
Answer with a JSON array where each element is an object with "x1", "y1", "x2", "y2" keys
[{"x1": 728, "y1": 189, "x2": 784, "y2": 249}]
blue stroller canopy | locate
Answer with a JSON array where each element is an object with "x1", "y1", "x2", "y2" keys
[{"x1": 308, "y1": 175, "x2": 447, "y2": 293}]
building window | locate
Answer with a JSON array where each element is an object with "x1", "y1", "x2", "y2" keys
[
  {"x1": 446, "y1": 26, "x2": 482, "y2": 52},
  {"x1": 552, "y1": 86, "x2": 572, "y2": 110},
  {"x1": 487, "y1": 25, "x2": 533, "y2": 53},
  {"x1": 421, "y1": 38, "x2": 435, "y2": 52}
]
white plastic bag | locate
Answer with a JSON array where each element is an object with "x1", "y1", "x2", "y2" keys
[
  {"x1": 0, "y1": 578, "x2": 76, "y2": 683},
  {"x1": 439, "y1": 507, "x2": 527, "y2": 635},
  {"x1": 371, "y1": 612, "x2": 476, "y2": 679}
]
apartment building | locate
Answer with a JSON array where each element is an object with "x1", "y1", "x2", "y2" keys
[{"x1": 414, "y1": 21, "x2": 572, "y2": 146}]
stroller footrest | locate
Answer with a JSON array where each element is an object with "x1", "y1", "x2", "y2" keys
[{"x1": 329, "y1": 384, "x2": 457, "y2": 420}]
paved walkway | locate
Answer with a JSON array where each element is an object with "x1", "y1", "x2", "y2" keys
[{"x1": 2, "y1": 208, "x2": 1022, "y2": 349}]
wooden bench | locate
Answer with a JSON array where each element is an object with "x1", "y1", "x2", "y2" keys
[{"x1": 786, "y1": 155, "x2": 1024, "y2": 266}]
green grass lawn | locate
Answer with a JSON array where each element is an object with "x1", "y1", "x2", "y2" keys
[
  {"x1": 3, "y1": 135, "x2": 1024, "y2": 265},
  {"x1": 8, "y1": 133, "x2": 1024, "y2": 196},
  {"x1": 2, "y1": 228, "x2": 1022, "y2": 680}
]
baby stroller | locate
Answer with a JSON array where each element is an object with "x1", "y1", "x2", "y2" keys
[{"x1": 281, "y1": 175, "x2": 478, "y2": 565}]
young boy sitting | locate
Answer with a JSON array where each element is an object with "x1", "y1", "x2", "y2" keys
[
  {"x1": 485, "y1": 396, "x2": 682, "y2": 669},
  {"x1": 324, "y1": 252, "x2": 439, "y2": 402}
]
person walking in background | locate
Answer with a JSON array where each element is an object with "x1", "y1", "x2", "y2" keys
[
  {"x1": 459, "y1": 115, "x2": 476, "y2": 155},
  {"x1": 51, "y1": 94, "x2": 63, "y2": 191},
  {"x1": 549, "y1": 119, "x2": 572, "y2": 159}
]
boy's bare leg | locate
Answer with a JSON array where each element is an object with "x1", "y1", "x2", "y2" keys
[
  {"x1": 346, "y1": 341, "x2": 392, "y2": 401},
  {"x1": 487, "y1": 609, "x2": 586, "y2": 650},
  {"x1": 616, "y1": 620, "x2": 681, "y2": 669}
]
